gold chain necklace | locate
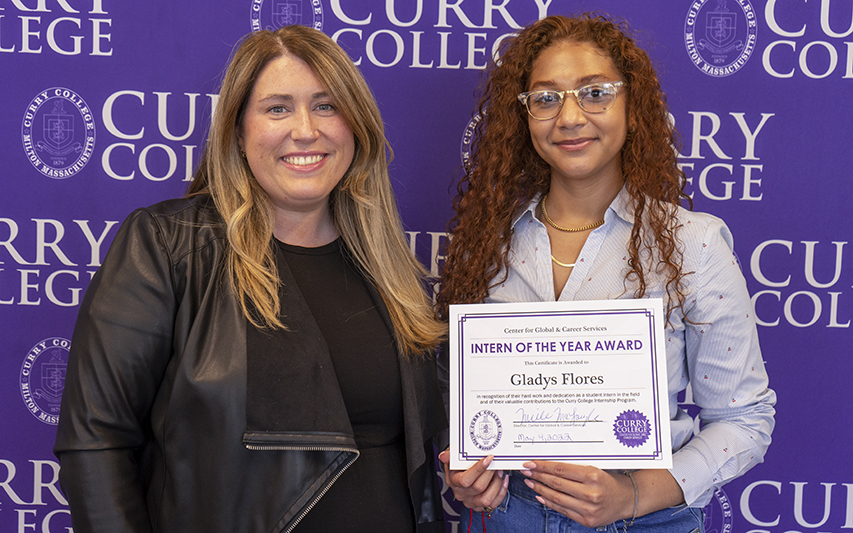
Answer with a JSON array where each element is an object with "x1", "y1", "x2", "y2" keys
[
  {"x1": 540, "y1": 194, "x2": 604, "y2": 233},
  {"x1": 551, "y1": 256, "x2": 576, "y2": 268}
]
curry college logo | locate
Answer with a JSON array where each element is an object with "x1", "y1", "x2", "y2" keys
[
  {"x1": 684, "y1": 0, "x2": 757, "y2": 77},
  {"x1": 469, "y1": 410, "x2": 502, "y2": 451},
  {"x1": 703, "y1": 488, "x2": 735, "y2": 533},
  {"x1": 459, "y1": 114, "x2": 481, "y2": 167},
  {"x1": 21, "y1": 87, "x2": 96, "y2": 179},
  {"x1": 250, "y1": 0, "x2": 323, "y2": 32},
  {"x1": 20, "y1": 337, "x2": 70, "y2": 426}
]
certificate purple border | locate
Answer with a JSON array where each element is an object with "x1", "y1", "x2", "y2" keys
[{"x1": 455, "y1": 307, "x2": 666, "y2": 463}]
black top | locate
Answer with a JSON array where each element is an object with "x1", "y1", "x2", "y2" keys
[{"x1": 277, "y1": 239, "x2": 415, "y2": 532}]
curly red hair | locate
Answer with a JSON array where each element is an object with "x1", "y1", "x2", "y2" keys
[{"x1": 437, "y1": 13, "x2": 692, "y2": 320}]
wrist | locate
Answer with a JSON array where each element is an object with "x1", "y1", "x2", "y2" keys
[{"x1": 631, "y1": 469, "x2": 685, "y2": 517}]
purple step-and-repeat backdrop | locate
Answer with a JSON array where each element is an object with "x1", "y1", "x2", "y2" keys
[{"x1": 1, "y1": 0, "x2": 851, "y2": 531}]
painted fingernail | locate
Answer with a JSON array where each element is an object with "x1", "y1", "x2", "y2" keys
[
  {"x1": 536, "y1": 495, "x2": 546, "y2": 505},
  {"x1": 525, "y1": 479, "x2": 534, "y2": 489},
  {"x1": 521, "y1": 469, "x2": 532, "y2": 477},
  {"x1": 522, "y1": 462, "x2": 536, "y2": 469},
  {"x1": 483, "y1": 455, "x2": 494, "y2": 466},
  {"x1": 503, "y1": 475, "x2": 510, "y2": 487}
]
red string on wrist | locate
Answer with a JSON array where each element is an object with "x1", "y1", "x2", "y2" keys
[{"x1": 466, "y1": 508, "x2": 488, "y2": 533}]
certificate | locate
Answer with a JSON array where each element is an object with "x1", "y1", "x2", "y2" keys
[{"x1": 449, "y1": 299, "x2": 671, "y2": 470}]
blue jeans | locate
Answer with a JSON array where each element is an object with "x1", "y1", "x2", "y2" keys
[{"x1": 461, "y1": 472, "x2": 704, "y2": 533}]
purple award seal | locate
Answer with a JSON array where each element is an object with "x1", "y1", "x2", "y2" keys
[
  {"x1": 469, "y1": 410, "x2": 502, "y2": 451},
  {"x1": 613, "y1": 410, "x2": 651, "y2": 448}
]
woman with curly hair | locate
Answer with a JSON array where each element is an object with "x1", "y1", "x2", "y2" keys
[{"x1": 437, "y1": 14, "x2": 775, "y2": 532}]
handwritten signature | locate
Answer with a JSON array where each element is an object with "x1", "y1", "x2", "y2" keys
[{"x1": 515, "y1": 406, "x2": 600, "y2": 426}]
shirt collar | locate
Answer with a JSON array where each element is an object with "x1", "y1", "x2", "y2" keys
[
  {"x1": 511, "y1": 194, "x2": 541, "y2": 228},
  {"x1": 511, "y1": 185, "x2": 635, "y2": 229},
  {"x1": 610, "y1": 185, "x2": 635, "y2": 224}
]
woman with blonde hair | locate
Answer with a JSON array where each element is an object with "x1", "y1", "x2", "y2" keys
[
  {"x1": 437, "y1": 14, "x2": 775, "y2": 532},
  {"x1": 56, "y1": 25, "x2": 447, "y2": 532}
]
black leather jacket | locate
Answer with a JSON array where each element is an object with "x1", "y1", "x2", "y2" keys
[{"x1": 54, "y1": 196, "x2": 447, "y2": 533}]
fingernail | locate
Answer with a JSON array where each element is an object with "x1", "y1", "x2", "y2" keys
[
  {"x1": 497, "y1": 470, "x2": 504, "y2": 478},
  {"x1": 521, "y1": 469, "x2": 532, "y2": 477},
  {"x1": 525, "y1": 479, "x2": 534, "y2": 489},
  {"x1": 536, "y1": 495, "x2": 545, "y2": 505},
  {"x1": 522, "y1": 462, "x2": 536, "y2": 469},
  {"x1": 503, "y1": 475, "x2": 510, "y2": 487},
  {"x1": 483, "y1": 455, "x2": 494, "y2": 466}
]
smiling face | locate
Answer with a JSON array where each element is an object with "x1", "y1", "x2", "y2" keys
[
  {"x1": 238, "y1": 52, "x2": 355, "y2": 220},
  {"x1": 526, "y1": 40, "x2": 627, "y2": 189}
]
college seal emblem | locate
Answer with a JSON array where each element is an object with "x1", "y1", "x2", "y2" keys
[
  {"x1": 613, "y1": 410, "x2": 651, "y2": 448},
  {"x1": 684, "y1": 0, "x2": 758, "y2": 77},
  {"x1": 250, "y1": 0, "x2": 323, "y2": 32},
  {"x1": 469, "y1": 410, "x2": 502, "y2": 451},
  {"x1": 21, "y1": 88, "x2": 96, "y2": 179},
  {"x1": 20, "y1": 337, "x2": 70, "y2": 426},
  {"x1": 703, "y1": 488, "x2": 735, "y2": 533},
  {"x1": 459, "y1": 113, "x2": 481, "y2": 167}
]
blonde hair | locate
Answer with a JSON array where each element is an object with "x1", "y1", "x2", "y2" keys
[{"x1": 188, "y1": 26, "x2": 443, "y2": 355}]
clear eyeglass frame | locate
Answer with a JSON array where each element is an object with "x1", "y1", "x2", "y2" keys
[{"x1": 517, "y1": 81, "x2": 624, "y2": 120}]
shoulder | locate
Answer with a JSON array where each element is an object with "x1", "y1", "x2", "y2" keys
[
  {"x1": 138, "y1": 194, "x2": 222, "y2": 227},
  {"x1": 673, "y1": 206, "x2": 734, "y2": 254},
  {"x1": 671, "y1": 208, "x2": 745, "y2": 291},
  {"x1": 621, "y1": 193, "x2": 736, "y2": 258},
  {"x1": 120, "y1": 195, "x2": 227, "y2": 260}
]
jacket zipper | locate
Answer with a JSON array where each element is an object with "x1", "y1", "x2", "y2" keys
[{"x1": 243, "y1": 442, "x2": 359, "y2": 533}]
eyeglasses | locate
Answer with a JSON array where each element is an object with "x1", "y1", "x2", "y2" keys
[{"x1": 517, "y1": 81, "x2": 624, "y2": 120}]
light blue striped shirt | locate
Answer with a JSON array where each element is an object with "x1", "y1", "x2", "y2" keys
[{"x1": 486, "y1": 189, "x2": 776, "y2": 506}]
